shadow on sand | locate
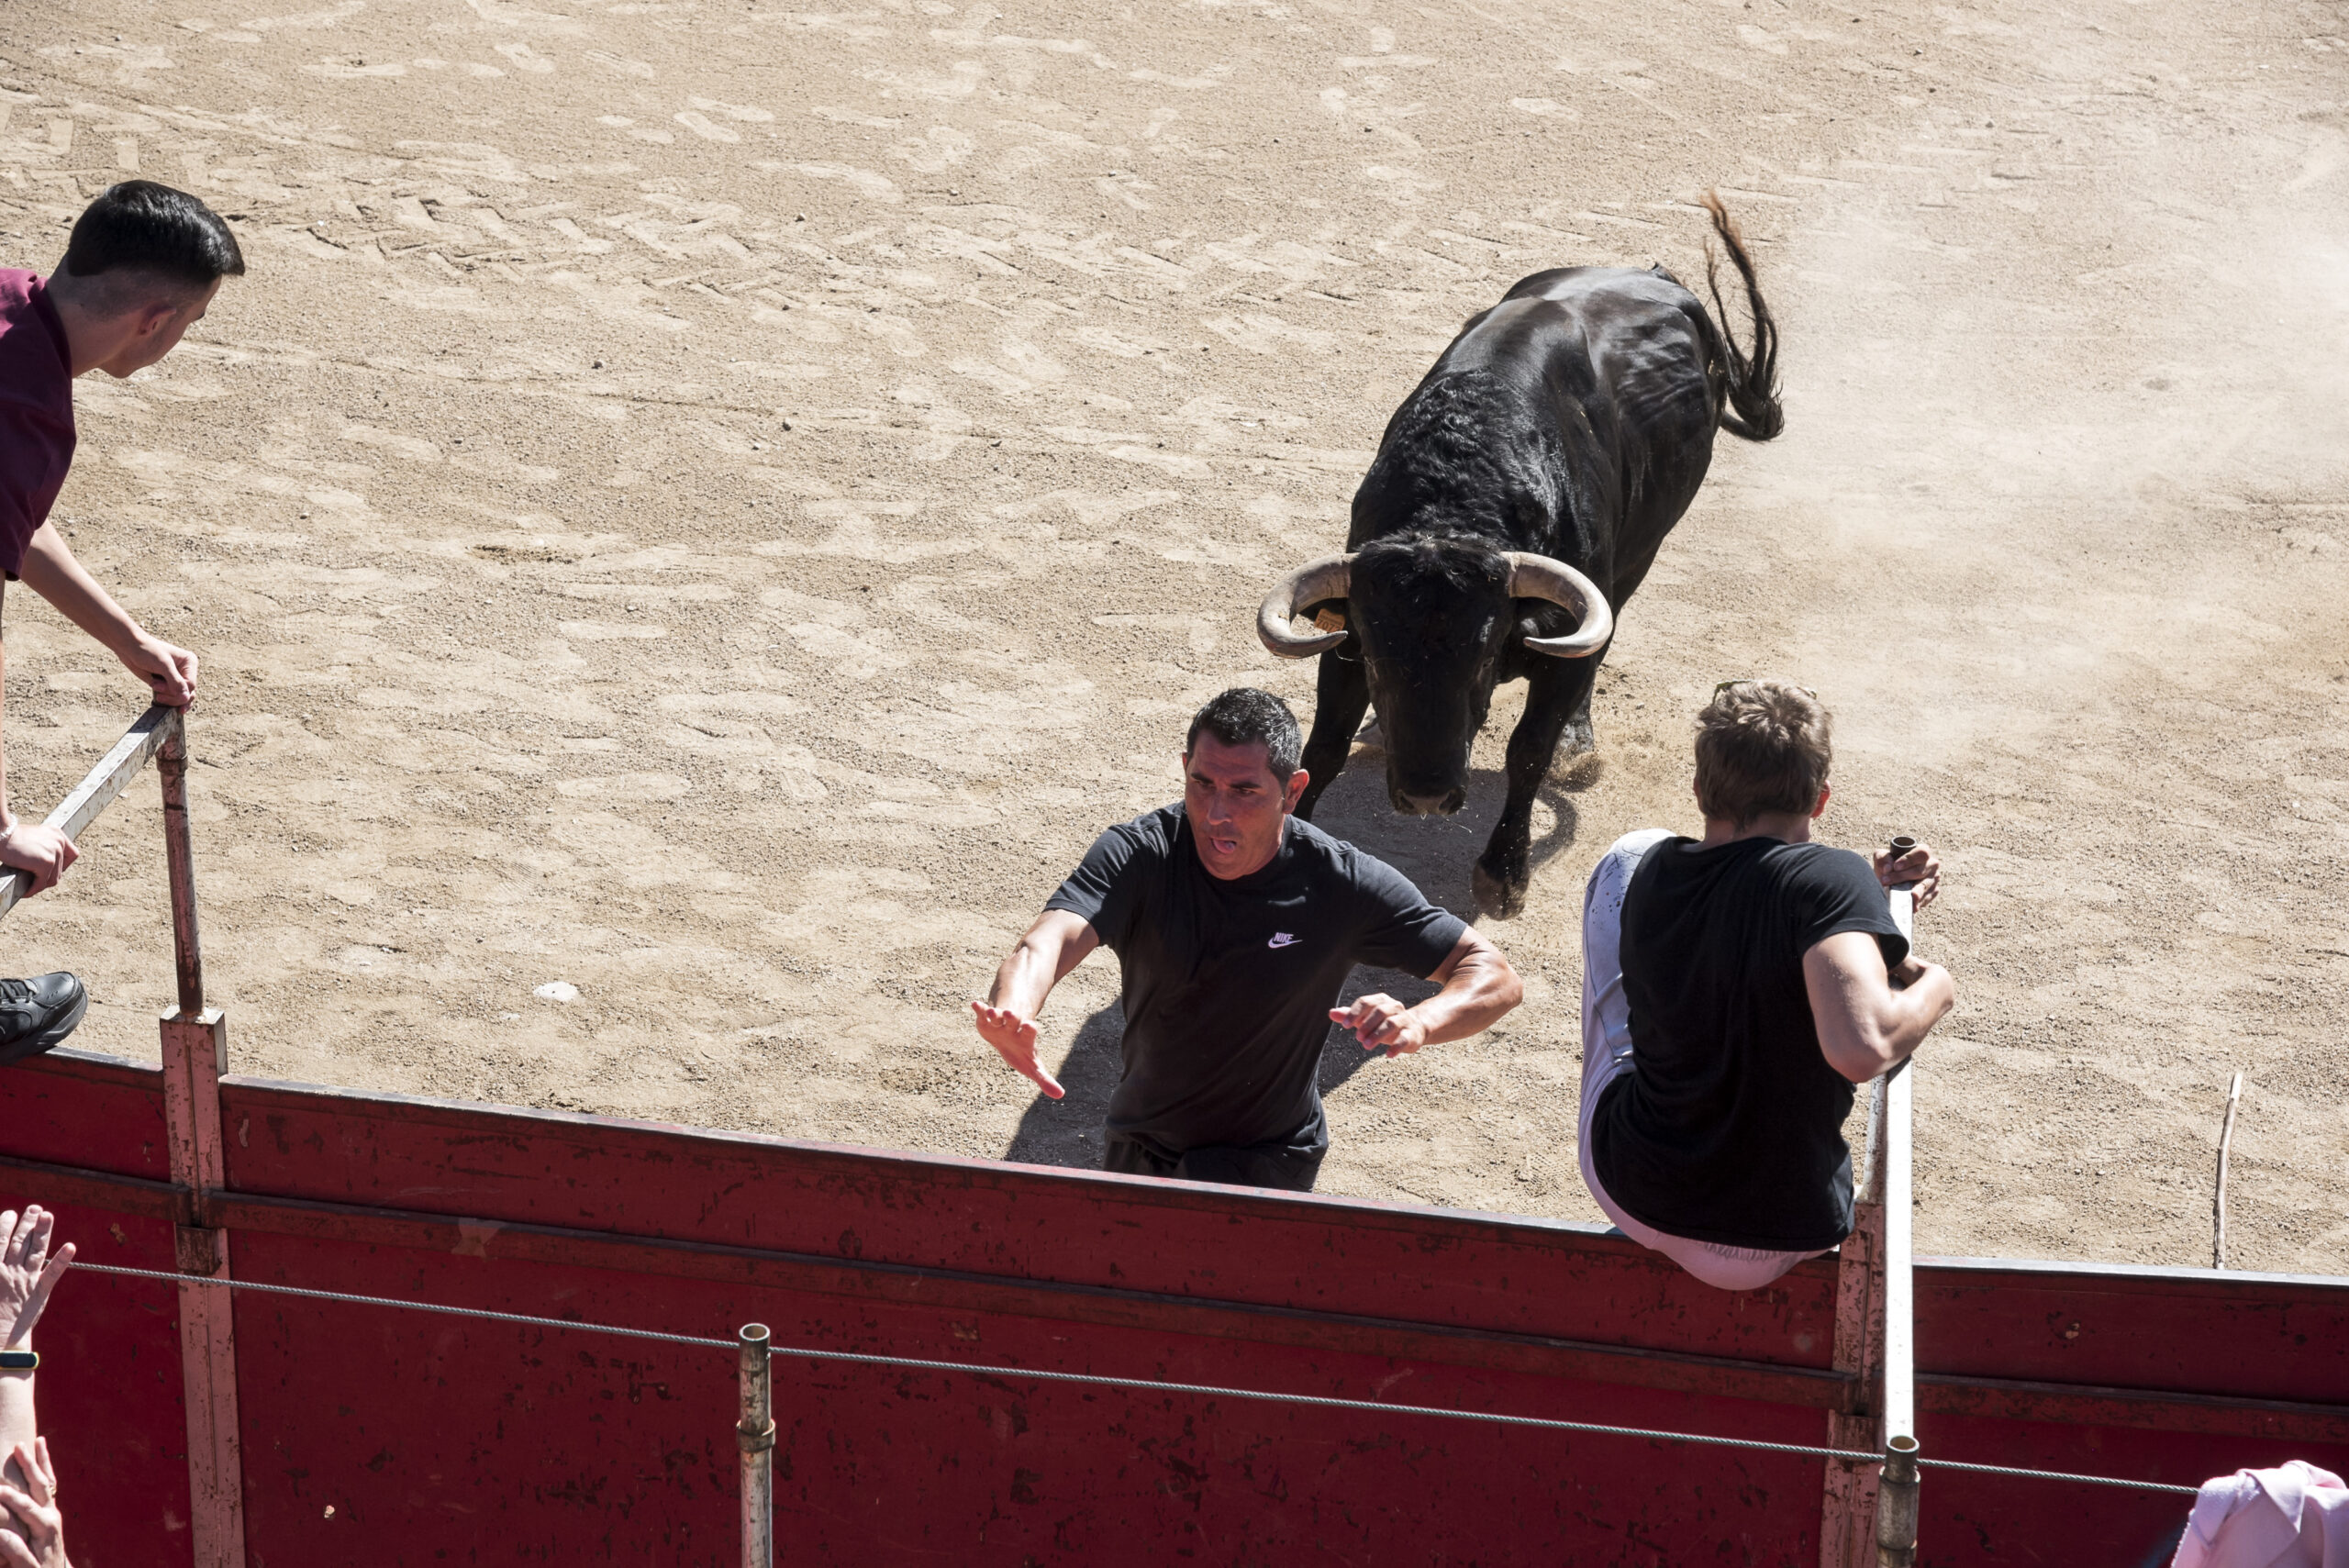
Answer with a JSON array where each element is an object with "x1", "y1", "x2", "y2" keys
[{"x1": 1308, "y1": 748, "x2": 1593, "y2": 919}]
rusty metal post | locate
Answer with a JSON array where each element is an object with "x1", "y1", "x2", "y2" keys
[
  {"x1": 1819, "y1": 1091, "x2": 1887, "y2": 1568},
  {"x1": 157, "y1": 709, "x2": 244, "y2": 1565},
  {"x1": 157, "y1": 708, "x2": 204, "y2": 1013},
  {"x1": 739, "y1": 1324, "x2": 774, "y2": 1568},
  {"x1": 162, "y1": 1005, "x2": 244, "y2": 1567},
  {"x1": 1876, "y1": 1435, "x2": 1920, "y2": 1566}
]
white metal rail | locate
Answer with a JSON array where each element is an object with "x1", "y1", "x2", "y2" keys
[{"x1": 1875, "y1": 882, "x2": 1921, "y2": 1564}]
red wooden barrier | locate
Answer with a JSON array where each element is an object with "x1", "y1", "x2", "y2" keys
[{"x1": 3, "y1": 1042, "x2": 2343, "y2": 1566}]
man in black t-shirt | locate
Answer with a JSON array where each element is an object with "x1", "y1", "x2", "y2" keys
[
  {"x1": 1577, "y1": 681, "x2": 1955, "y2": 1290},
  {"x1": 974, "y1": 688, "x2": 1522, "y2": 1192}
]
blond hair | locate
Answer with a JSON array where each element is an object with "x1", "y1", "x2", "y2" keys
[{"x1": 1694, "y1": 681, "x2": 1831, "y2": 826}]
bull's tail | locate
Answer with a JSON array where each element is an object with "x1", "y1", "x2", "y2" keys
[{"x1": 1699, "y1": 191, "x2": 1784, "y2": 442}]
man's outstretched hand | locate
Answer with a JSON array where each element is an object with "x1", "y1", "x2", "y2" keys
[
  {"x1": 0, "y1": 1207, "x2": 72, "y2": 1351},
  {"x1": 1873, "y1": 840, "x2": 1942, "y2": 911},
  {"x1": 120, "y1": 636, "x2": 196, "y2": 707},
  {"x1": 972, "y1": 1002, "x2": 1065, "y2": 1099},
  {"x1": 1330, "y1": 993, "x2": 1429, "y2": 1057}
]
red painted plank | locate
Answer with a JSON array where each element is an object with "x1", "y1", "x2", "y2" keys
[
  {"x1": 0, "y1": 1049, "x2": 172, "y2": 1180},
  {"x1": 224, "y1": 1229, "x2": 1831, "y2": 1565},
  {"x1": 1915, "y1": 1409, "x2": 2349, "y2": 1565},
  {"x1": 191, "y1": 1186, "x2": 1858, "y2": 1412},
  {"x1": 217, "y1": 1075, "x2": 1845, "y2": 1370},
  {"x1": 1917, "y1": 1257, "x2": 2349, "y2": 1405},
  {"x1": 11, "y1": 1058, "x2": 2349, "y2": 1564}
]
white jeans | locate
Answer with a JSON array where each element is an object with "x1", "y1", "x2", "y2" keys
[{"x1": 1578, "y1": 829, "x2": 1833, "y2": 1292}]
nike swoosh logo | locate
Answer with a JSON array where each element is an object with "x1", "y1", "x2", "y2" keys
[{"x1": 1267, "y1": 933, "x2": 1300, "y2": 949}]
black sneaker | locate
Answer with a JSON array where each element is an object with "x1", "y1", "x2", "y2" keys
[{"x1": 0, "y1": 973, "x2": 87, "y2": 1066}]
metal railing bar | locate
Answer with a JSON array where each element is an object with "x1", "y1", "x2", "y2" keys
[
  {"x1": 0, "y1": 704, "x2": 180, "y2": 921},
  {"x1": 1877, "y1": 881, "x2": 1923, "y2": 1562},
  {"x1": 1883, "y1": 1060, "x2": 1916, "y2": 1447}
]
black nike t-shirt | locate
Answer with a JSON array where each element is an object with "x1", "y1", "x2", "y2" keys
[
  {"x1": 1044, "y1": 805, "x2": 1467, "y2": 1162},
  {"x1": 1591, "y1": 837, "x2": 1908, "y2": 1251}
]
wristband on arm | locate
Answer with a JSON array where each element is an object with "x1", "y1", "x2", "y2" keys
[{"x1": 0, "y1": 1351, "x2": 36, "y2": 1371}]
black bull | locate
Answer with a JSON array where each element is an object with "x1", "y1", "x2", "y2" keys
[{"x1": 1254, "y1": 196, "x2": 1784, "y2": 917}]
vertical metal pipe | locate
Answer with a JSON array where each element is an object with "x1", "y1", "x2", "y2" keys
[
  {"x1": 1875, "y1": 1435, "x2": 1920, "y2": 1566},
  {"x1": 1879, "y1": 1063, "x2": 1916, "y2": 1451},
  {"x1": 738, "y1": 1324, "x2": 774, "y2": 1568},
  {"x1": 157, "y1": 708, "x2": 205, "y2": 1015},
  {"x1": 1870, "y1": 837, "x2": 1920, "y2": 1564}
]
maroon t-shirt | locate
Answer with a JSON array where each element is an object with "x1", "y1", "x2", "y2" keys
[{"x1": 0, "y1": 269, "x2": 75, "y2": 581}]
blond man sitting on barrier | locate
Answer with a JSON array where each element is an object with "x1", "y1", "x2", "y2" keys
[{"x1": 1577, "y1": 681, "x2": 1954, "y2": 1291}]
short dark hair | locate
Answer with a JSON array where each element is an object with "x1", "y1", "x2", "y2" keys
[
  {"x1": 1693, "y1": 680, "x2": 1831, "y2": 826},
  {"x1": 1186, "y1": 688, "x2": 1302, "y2": 778},
  {"x1": 61, "y1": 182, "x2": 245, "y2": 293}
]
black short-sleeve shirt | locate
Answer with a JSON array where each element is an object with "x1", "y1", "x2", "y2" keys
[
  {"x1": 1045, "y1": 805, "x2": 1467, "y2": 1162},
  {"x1": 1591, "y1": 837, "x2": 1908, "y2": 1251}
]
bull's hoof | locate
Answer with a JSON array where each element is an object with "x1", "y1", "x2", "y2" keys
[{"x1": 1472, "y1": 861, "x2": 1530, "y2": 921}]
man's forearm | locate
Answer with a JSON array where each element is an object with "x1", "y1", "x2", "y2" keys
[
  {"x1": 1876, "y1": 968, "x2": 1955, "y2": 1066},
  {"x1": 17, "y1": 523, "x2": 141, "y2": 657},
  {"x1": 1408, "y1": 942, "x2": 1523, "y2": 1045},
  {"x1": 985, "y1": 940, "x2": 1059, "y2": 1021}
]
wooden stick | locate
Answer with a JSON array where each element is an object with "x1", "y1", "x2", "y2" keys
[{"x1": 2213, "y1": 1072, "x2": 2243, "y2": 1270}]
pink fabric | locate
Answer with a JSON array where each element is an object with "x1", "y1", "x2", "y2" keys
[{"x1": 2173, "y1": 1462, "x2": 2349, "y2": 1568}]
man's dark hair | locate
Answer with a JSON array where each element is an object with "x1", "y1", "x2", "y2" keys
[
  {"x1": 1186, "y1": 688, "x2": 1302, "y2": 778},
  {"x1": 61, "y1": 182, "x2": 245, "y2": 294},
  {"x1": 1693, "y1": 680, "x2": 1831, "y2": 827}
]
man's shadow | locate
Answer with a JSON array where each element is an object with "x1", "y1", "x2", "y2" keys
[
  {"x1": 1308, "y1": 751, "x2": 1586, "y2": 917},
  {"x1": 1001, "y1": 969, "x2": 1442, "y2": 1171}
]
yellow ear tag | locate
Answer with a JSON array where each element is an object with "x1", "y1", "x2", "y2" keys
[{"x1": 1312, "y1": 608, "x2": 1346, "y2": 633}]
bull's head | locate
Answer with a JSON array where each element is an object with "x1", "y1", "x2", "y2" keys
[{"x1": 1254, "y1": 539, "x2": 1612, "y2": 816}]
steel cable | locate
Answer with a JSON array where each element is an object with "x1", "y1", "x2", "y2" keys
[
  {"x1": 1918, "y1": 1457, "x2": 2199, "y2": 1496},
  {"x1": 71, "y1": 1261, "x2": 738, "y2": 1351},
  {"x1": 73, "y1": 1260, "x2": 2210, "y2": 1497}
]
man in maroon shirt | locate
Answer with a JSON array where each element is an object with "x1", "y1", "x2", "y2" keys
[{"x1": 0, "y1": 182, "x2": 241, "y2": 1062}]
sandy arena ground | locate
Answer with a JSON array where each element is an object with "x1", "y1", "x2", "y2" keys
[{"x1": 0, "y1": 0, "x2": 2343, "y2": 1273}]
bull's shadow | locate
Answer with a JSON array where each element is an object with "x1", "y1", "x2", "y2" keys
[
  {"x1": 1307, "y1": 744, "x2": 1587, "y2": 922},
  {"x1": 1000, "y1": 971, "x2": 1441, "y2": 1171}
]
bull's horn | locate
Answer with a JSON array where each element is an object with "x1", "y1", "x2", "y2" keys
[
  {"x1": 1505, "y1": 552, "x2": 1614, "y2": 658},
  {"x1": 1255, "y1": 555, "x2": 1354, "y2": 658}
]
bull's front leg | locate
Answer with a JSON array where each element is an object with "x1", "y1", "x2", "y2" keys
[
  {"x1": 1294, "y1": 650, "x2": 1368, "y2": 820},
  {"x1": 1473, "y1": 660, "x2": 1595, "y2": 917}
]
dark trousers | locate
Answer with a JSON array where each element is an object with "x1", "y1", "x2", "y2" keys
[{"x1": 1102, "y1": 1133, "x2": 1325, "y2": 1193}]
